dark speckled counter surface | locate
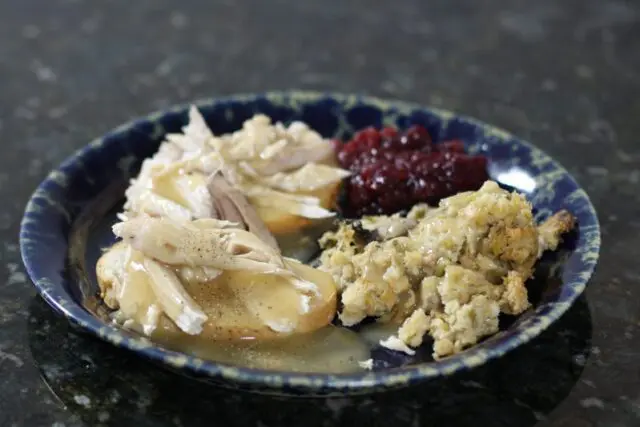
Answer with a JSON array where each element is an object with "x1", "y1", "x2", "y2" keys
[{"x1": 1, "y1": 0, "x2": 639, "y2": 426}]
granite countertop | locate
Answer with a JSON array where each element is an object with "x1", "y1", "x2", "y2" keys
[{"x1": 1, "y1": 0, "x2": 639, "y2": 426}]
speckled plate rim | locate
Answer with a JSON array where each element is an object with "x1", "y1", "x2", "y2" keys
[{"x1": 20, "y1": 91, "x2": 600, "y2": 395}]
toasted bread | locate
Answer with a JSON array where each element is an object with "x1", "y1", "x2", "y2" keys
[
  {"x1": 256, "y1": 154, "x2": 344, "y2": 235},
  {"x1": 96, "y1": 242, "x2": 127, "y2": 310},
  {"x1": 255, "y1": 180, "x2": 342, "y2": 235},
  {"x1": 153, "y1": 259, "x2": 337, "y2": 341},
  {"x1": 96, "y1": 246, "x2": 337, "y2": 341}
]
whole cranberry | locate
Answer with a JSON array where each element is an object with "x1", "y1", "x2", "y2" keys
[
  {"x1": 439, "y1": 140, "x2": 465, "y2": 153},
  {"x1": 399, "y1": 125, "x2": 432, "y2": 150},
  {"x1": 380, "y1": 126, "x2": 399, "y2": 140},
  {"x1": 353, "y1": 127, "x2": 381, "y2": 149}
]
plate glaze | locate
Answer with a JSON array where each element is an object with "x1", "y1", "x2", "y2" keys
[{"x1": 20, "y1": 91, "x2": 600, "y2": 396}]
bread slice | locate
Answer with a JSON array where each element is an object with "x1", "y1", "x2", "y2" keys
[
  {"x1": 96, "y1": 247, "x2": 337, "y2": 341},
  {"x1": 255, "y1": 180, "x2": 342, "y2": 235},
  {"x1": 161, "y1": 259, "x2": 337, "y2": 341},
  {"x1": 255, "y1": 154, "x2": 344, "y2": 235},
  {"x1": 96, "y1": 241, "x2": 127, "y2": 310}
]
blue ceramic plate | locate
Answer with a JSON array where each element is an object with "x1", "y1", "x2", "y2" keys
[{"x1": 20, "y1": 92, "x2": 600, "y2": 396}]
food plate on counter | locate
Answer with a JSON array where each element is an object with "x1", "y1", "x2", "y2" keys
[{"x1": 20, "y1": 92, "x2": 600, "y2": 396}]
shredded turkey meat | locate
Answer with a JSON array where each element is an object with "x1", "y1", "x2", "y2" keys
[
  {"x1": 100, "y1": 108, "x2": 349, "y2": 338},
  {"x1": 121, "y1": 106, "x2": 349, "y2": 226},
  {"x1": 101, "y1": 216, "x2": 335, "y2": 337},
  {"x1": 206, "y1": 172, "x2": 279, "y2": 250}
]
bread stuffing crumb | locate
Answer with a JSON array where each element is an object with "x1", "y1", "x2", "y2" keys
[{"x1": 398, "y1": 308, "x2": 430, "y2": 348}]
